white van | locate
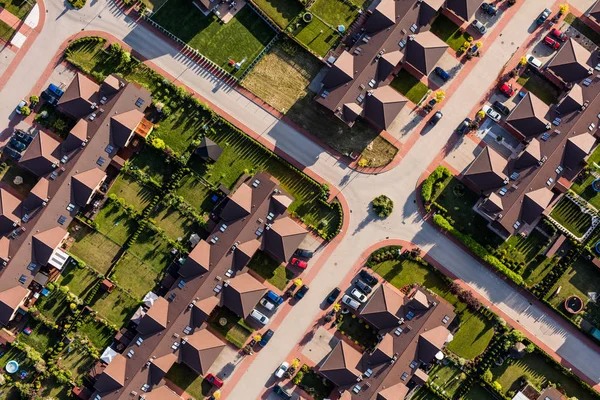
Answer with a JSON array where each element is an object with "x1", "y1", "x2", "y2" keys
[
  {"x1": 341, "y1": 294, "x2": 361, "y2": 310},
  {"x1": 250, "y1": 309, "x2": 270, "y2": 325}
]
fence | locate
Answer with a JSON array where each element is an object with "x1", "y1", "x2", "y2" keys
[
  {"x1": 245, "y1": 0, "x2": 282, "y2": 33},
  {"x1": 239, "y1": 32, "x2": 281, "y2": 81}
]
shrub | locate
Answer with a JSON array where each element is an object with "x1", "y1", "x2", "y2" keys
[
  {"x1": 20, "y1": 106, "x2": 31, "y2": 116},
  {"x1": 29, "y1": 95, "x2": 39, "y2": 105},
  {"x1": 483, "y1": 369, "x2": 493, "y2": 383},
  {"x1": 293, "y1": 371, "x2": 304, "y2": 385},
  {"x1": 372, "y1": 195, "x2": 393, "y2": 218},
  {"x1": 421, "y1": 166, "x2": 451, "y2": 202}
]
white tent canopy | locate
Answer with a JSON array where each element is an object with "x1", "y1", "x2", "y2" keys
[
  {"x1": 143, "y1": 291, "x2": 159, "y2": 307},
  {"x1": 101, "y1": 347, "x2": 117, "y2": 364}
]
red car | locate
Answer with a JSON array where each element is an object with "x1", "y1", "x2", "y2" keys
[
  {"x1": 550, "y1": 28, "x2": 567, "y2": 41},
  {"x1": 498, "y1": 83, "x2": 514, "y2": 97},
  {"x1": 205, "y1": 373, "x2": 224, "y2": 388},
  {"x1": 291, "y1": 257, "x2": 308, "y2": 269},
  {"x1": 543, "y1": 36, "x2": 560, "y2": 50}
]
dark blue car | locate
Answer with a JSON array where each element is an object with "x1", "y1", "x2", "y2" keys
[
  {"x1": 434, "y1": 67, "x2": 449, "y2": 81},
  {"x1": 295, "y1": 285, "x2": 309, "y2": 300},
  {"x1": 259, "y1": 329, "x2": 274, "y2": 347},
  {"x1": 536, "y1": 8, "x2": 551, "y2": 25},
  {"x1": 265, "y1": 290, "x2": 283, "y2": 305}
]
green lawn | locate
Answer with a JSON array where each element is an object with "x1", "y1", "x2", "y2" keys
[
  {"x1": 292, "y1": 18, "x2": 340, "y2": 57},
  {"x1": 390, "y1": 69, "x2": 430, "y2": 104},
  {"x1": 127, "y1": 228, "x2": 174, "y2": 272},
  {"x1": 430, "y1": 14, "x2": 470, "y2": 51},
  {"x1": 247, "y1": 251, "x2": 293, "y2": 290},
  {"x1": 38, "y1": 378, "x2": 71, "y2": 400},
  {"x1": 0, "y1": 160, "x2": 37, "y2": 197},
  {"x1": 36, "y1": 289, "x2": 71, "y2": 323},
  {"x1": 111, "y1": 252, "x2": 161, "y2": 299},
  {"x1": 309, "y1": 0, "x2": 358, "y2": 27},
  {"x1": 151, "y1": 109, "x2": 208, "y2": 155},
  {"x1": 412, "y1": 387, "x2": 444, "y2": 400},
  {"x1": 58, "y1": 262, "x2": 99, "y2": 298},
  {"x1": 108, "y1": 174, "x2": 157, "y2": 211},
  {"x1": 435, "y1": 177, "x2": 503, "y2": 247},
  {"x1": 33, "y1": 103, "x2": 77, "y2": 139},
  {"x1": 497, "y1": 230, "x2": 548, "y2": 274},
  {"x1": 298, "y1": 368, "x2": 334, "y2": 400},
  {"x1": 208, "y1": 307, "x2": 254, "y2": 348},
  {"x1": 95, "y1": 203, "x2": 138, "y2": 245},
  {"x1": 0, "y1": 19, "x2": 15, "y2": 43},
  {"x1": 69, "y1": 227, "x2": 122, "y2": 274},
  {"x1": 550, "y1": 197, "x2": 593, "y2": 238},
  {"x1": 428, "y1": 364, "x2": 467, "y2": 398},
  {"x1": 464, "y1": 384, "x2": 501, "y2": 400},
  {"x1": 447, "y1": 312, "x2": 495, "y2": 359},
  {"x1": 58, "y1": 344, "x2": 97, "y2": 379},
  {"x1": 90, "y1": 287, "x2": 139, "y2": 326},
  {"x1": 565, "y1": 13, "x2": 600, "y2": 46},
  {"x1": 337, "y1": 314, "x2": 379, "y2": 349},
  {"x1": 0, "y1": 0, "x2": 34, "y2": 19},
  {"x1": 18, "y1": 320, "x2": 59, "y2": 354},
  {"x1": 64, "y1": 38, "x2": 119, "y2": 79},
  {"x1": 78, "y1": 314, "x2": 116, "y2": 350},
  {"x1": 252, "y1": 0, "x2": 302, "y2": 28},
  {"x1": 571, "y1": 174, "x2": 600, "y2": 209},
  {"x1": 517, "y1": 72, "x2": 561, "y2": 105},
  {"x1": 150, "y1": 204, "x2": 197, "y2": 241},
  {"x1": 152, "y1": 1, "x2": 275, "y2": 77},
  {"x1": 129, "y1": 148, "x2": 176, "y2": 185},
  {"x1": 492, "y1": 351, "x2": 594, "y2": 399},
  {"x1": 523, "y1": 255, "x2": 558, "y2": 288},
  {"x1": 176, "y1": 175, "x2": 215, "y2": 212},
  {"x1": 165, "y1": 363, "x2": 212, "y2": 399}
]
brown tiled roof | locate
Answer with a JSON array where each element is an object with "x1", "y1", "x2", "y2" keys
[
  {"x1": 364, "y1": 86, "x2": 408, "y2": 129},
  {"x1": 94, "y1": 353, "x2": 127, "y2": 394},
  {"x1": 19, "y1": 132, "x2": 60, "y2": 177},
  {"x1": 271, "y1": 194, "x2": 293, "y2": 214},
  {"x1": 195, "y1": 137, "x2": 223, "y2": 162},
  {"x1": 110, "y1": 109, "x2": 144, "y2": 148},
  {"x1": 263, "y1": 216, "x2": 307, "y2": 262},
  {"x1": 365, "y1": 0, "x2": 396, "y2": 32},
  {"x1": 506, "y1": 93, "x2": 550, "y2": 137},
  {"x1": 360, "y1": 284, "x2": 404, "y2": 329},
  {"x1": 0, "y1": 286, "x2": 28, "y2": 326},
  {"x1": 234, "y1": 239, "x2": 261, "y2": 269},
  {"x1": 101, "y1": 75, "x2": 121, "y2": 95},
  {"x1": 342, "y1": 103, "x2": 363, "y2": 124},
  {"x1": 32, "y1": 226, "x2": 68, "y2": 266},
  {"x1": 419, "y1": 0, "x2": 444, "y2": 25},
  {"x1": 537, "y1": 387, "x2": 567, "y2": 400},
  {"x1": 482, "y1": 193, "x2": 503, "y2": 213},
  {"x1": 23, "y1": 178, "x2": 49, "y2": 211},
  {"x1": 590, "y1": 0, "x2": 600, "y2": 23},
  {"x1": 522, "y1": 188, "x2": 554, "y2": 225},
  {"x1": 564, "y1": 133, "x2": 596, "y2": 169},
  {"x1": 57, "y1": 73, "x2": 100, "y2": 118},
  {"x1": 464, "y1": 147, "x2": 507, "y2": 192},
  {"x1": 370, "y1": 333, "x2": 395, "y2": 364},
  {"x1": 180, "y1": 328, "x2": 226, "y2": 374},
  {"x1": 222, "y1": 273, "x2": 266, "y2": 317},
  {"x1": 179, "y1": 240, "x2": 211, "y2": 278},
  {"x1": 378, "y1": 51, "x2": 403, "y2": 81},
  {"x1": 418, "y1": 326, "x2": 450, "y2": 362},
  {"x1": 322, "y1": 51, "x2": 354, "y2": 88},
  {"x1": 319, "y1": 341, "x2": 362, "y2": 387},
  {"x1": 137, "y1": 297, "x2": 169, "y2": 336},
  {"x1": 0, "y1": 189, "x2": 20, "y2": 234},
  {"x1": 149, "y1": 353, "x2": 177, "y2": 385},
  {"x1": 405, "y1": 32, "x2": 449, "y2": 76},
  {"x1": 0, "y1": 237, "x2": 9, "y2": 263},
  {"x1": 220, "y1": 183, "x2": 252, "y2": 221},
  {"x1": 409, "y1": 290, "x2": 429, "y2": 310},
  {"x1": 548, "y1": 39, "x2": 593, "y2": 83},
  {"x1": 412, "y1": 368, "x2": 429, "y2": 385},
  {"x1": 142, "y1": 385, "x2": 182, "y2": 400},
  {"x1": 191, "y1": 296, "x2": 219, "y2": 328},
  {"x1": 376, "y1": 382, "x2": 409, "y2": 400},
  {"x1": 64, "y1": 119, "x2": 89, "y2": 152},
  {"x1": 515, "y1": 138, "x2": 542, "y2": 169},
  {"x1": 71, "y1": 168, "x2": 106, "y2": 206},
  {"x1": 445, "y1": 0, "x2": 484, "y2": 20},
  {"x1": 556, "y1": 84, "x2": 584, "y2": 113}
]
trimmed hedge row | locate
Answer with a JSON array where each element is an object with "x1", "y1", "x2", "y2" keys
[{"x1": 422, "y1": 165, "x2": 451, "y2": 203}]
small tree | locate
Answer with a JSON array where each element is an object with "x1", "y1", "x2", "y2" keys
[
  {"x1": 29, "y1": 95, "x2": 39, "y2": 105},
  {"x1": 372, "y1": 195, "x2": 393, "y2": 218},
  {"x1": 294, "y1": 278, "x2": 303, "y2": 287},
  {"x1": 253, "y1": 334, "x2": 262, "y2": 342},
  {"x1": 559, "y1": 3, "x2": 568, "y2": 14},
  {"x1": 20, "y1": 106, "x2": 31, "y2": 116},
  {"x1": 476, "y1": 41, "x2": 483, "y2": 48},
  {"x1": 291, "y1": 358, "x2": 300, "y2": 369},
  {"x1": 333, "y1": 303, "x2": 341, "y2": 312},
  {"x1": 483, "y1": 369, "x2": 493, "y2": 383},
  {"x1": 435, "y1": 90, "x2": 445, "y2": 103},
  {"x1": 477, "y1": 110, "x2": 486, "y2": 120},
  {"x1": 152, "y1": 137, "x2": 166, "y2": 150},
  {"x1": 519, "y1": 56, "x2": 527, "y2": 66},
  {"x1": 358, "y1": 158, "x2": 368, "y2": 168},
  {"x1": 492, "y1": 381, "x2": 502, "y2": 391}
]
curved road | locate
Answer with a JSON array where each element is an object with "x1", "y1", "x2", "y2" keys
[{"x1": 1, "y1": 0, "x2": 599, "y2": 398}]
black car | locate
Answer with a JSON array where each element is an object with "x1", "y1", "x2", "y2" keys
[
  {"x1": 481, "y1": 2, "x2": 497, "y2": 15},
  {"x1": 295, "y1": 285, "x2": 309, "y2": 300},
  {"x1": 326, "y1": 287, "x2": 341, "y2": 304},
  {"x1": 354, "y1": 279, "x2": 372, "y2": 294},
  {"x1": 429, "y1": 111, "x2": 443, "y2": 125},
  {"x1": 9, "y1": 138, "x2": 26, "y2": 152},
  {"x1": 3, "y1": 147, "x2": 22, "y2": 161},
  {"x1": 259, "y1": 329, "x2": 274, "y2": 347},
  {"x1": 456, "y1": 118, "x2": 472, "y2": 135},
  {"x1": 492, "y1": 101, "x2": 511, "y2": 116},
  {"x1": 285, "y1": 282, "x2": 298, "y2": 297},
  {"x1": 273, "y1": 385, "x2": 293, "y2": 400},
  {"x1": 14, "y1": 130, "x2": 33, "y2": 145},
  {"x1": 359, "y1": 270, "x2": 378, "y2": 286},
  {"x1": 41, "y1": 90, "x2": 59, "y2": 106},
  {"x1": 294, "y1": 248, "x2": 314, "y2": 258}
]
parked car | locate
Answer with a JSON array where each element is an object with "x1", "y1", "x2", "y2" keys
[
  {"x1": 482, "y1": 105, "x2": 502, "y2": 122},
  {"x1": 492, "y1": 101, "x2": 511, "y2": 115},
  {"x1": 550, "y1": 28, "x2": 567, "y2": 41},
  {"x1": 350, "y1": 288, "x2": 368, "y2": 303},
  {"x1": 3, "y1": 147, "x2": 22, "y2": 160},
  {"x1": 41, "y1": 90, "x2": 59, "y2": 105},
  {"x1": 260, "y1": 298, "x2": 276, "y2": 311},
  {"x1": 456, "y1": 118, "x2": 472, "y2": 135},
  {"x1": 498, "y1": 82, "x2": 515, "y2": 97},
  {"x1": 14, "y1": 130, "x2": 33, "y2": 145},
  {"x1": 481, "y1": 2, "x2": 497, "y2": 15},
  {"x1": 434, "y1": 66, "x2": 450, "y2": 81},
  {"x1": 266, "y1": 290, "x2": 284, "y2": 305},
  {"x1": 536, "y1": 8, "x2": 552, "y2": 25},
  {"x1": 290, "y1": 257, "x2": 308, "y2": 269},
  {"x1": 285, "y1": 283, "x2": 298, "y2": 297},
  {"x1": 429, "y1": 111, "x2": 443, "y2": 125},
  {"x1": 15, "y1": 100, "x2": 27, "y2": 115},
  {"x1": 359, "y1": 270, "x2": 378, "y2": 286},
  {"x1": 9, "y1": 138, "x2": 26, "y2": 152},
  {"x1": 526, "y1": 54, "x2": 542, "y2": 69},
  {"x1": 543, "y1": 35, "x2": 560, "y2": 50},
  {"x1": 48, "y1": 83, "x2": 65, "y2": 98},
  {"x1": 294, "y1": 248, "x2": 314, "y2": 258},
  {"x1": 273, "y1": 384, "x2": 293, "y2": 400},
  {"x1": 205, "y1": 374, "x2": 224, "y2": 388},
  {"x1": 275, "y1": 362, "x2": 289, "y2": 379},
  {"x1": 354, "y1": 279, "x2": 372, "y2": 294},
  {"x1": 341, "y1": 294, "x2": 361, "y2": 310},
  {"x1": 471, "y1": 19, "x2": 487, "y2": 34},
  {"x1": 259, "y1": 329, "x2": 274, "y2": 347},
  {"x1": 250, "y1": 309, "x2": 270, "y2": 325},
  {"x1": 326, "y1": 287, "x2": 341, "y2": 304},
  {"x1": 295, "y1": 285, "x2": 309, "y2": 300}
]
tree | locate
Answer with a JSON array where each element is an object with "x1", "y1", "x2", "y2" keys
[
  {"x1": 519, "y1": 56, "x2": 527, "y2": 66},
  {"x1": 333, "y1": 303, "x2": 341, "y2": 312},
  {"x1": 291, "y1": 358, "x2": 300, "y2": 369},
  {"x1": 476, "y1": 41, "x2": 483, "y2": 48},
  {"x1": 492, "y1": 381, "x2": 502, "y2": 391},
  {"x1": 483, "y1": 369, "x2": 493, "y2": 383},
  {"x1": 253, "y1": 334, "x2": 262, "y2": 342},
  {"x1": 294, "y1": 278, "x2": 303, "y2": 287},
  {"x1": 477, "y1": 110, "x2": 486, "y2": 120},
  {"x1": 29, "y1": 95, "x2": 39, "y2": 105},
  {"x1": 20, "y1": 106, "x2": 31, "y2": 116},
  {"x1": 152, "y1": 138, "x2": 166, "y2": 150},
  {"x1": 435, "y1": 90, "x2": 445, "y2": 103},
  {"x1": 372, "y1": 195, "x2": 393, "y2": 218},
  {"x1": 559, "y1": 3, "x2": 568, "y2": 13}
]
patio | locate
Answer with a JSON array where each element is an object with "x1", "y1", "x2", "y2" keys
[{"x1": 475, "y1": 119, "x2": 521, "y2": 158}]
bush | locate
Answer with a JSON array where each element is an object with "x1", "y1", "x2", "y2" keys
[
  {"x1": 422, "y1": 166, "x2": 451, "y2": 202},
  {"x1": 372, "y1": 195, "x2": 393, "y2": 218},
  {"x1": 293, "y1": 371, "x2": 304, "y2": 385},
  {"x1": 68, "y1": 0, "x2": 86, "y2": 8},
  {"x1": 483, "y1": 369, "x2": 493, "y2": 383},
  {"x1": 29, "y1": 95, "x2": 39, "y2": 105},
  {"x1": 19, "y1": 106, "x2": 31, "y2": 116}
]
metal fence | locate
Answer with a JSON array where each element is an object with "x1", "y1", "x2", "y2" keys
[{"x1": 239, "y1": 32, "x2": 281, "y2": 81}]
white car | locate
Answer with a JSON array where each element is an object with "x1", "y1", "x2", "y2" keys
[
  {"x1": 350, "y1": 288, "x2": 368, "y2": 303},
  {"x1": 15, "y1": 100, "x2": 26, "y2": 115},
  {"x1": 526, "y1": 54, "x2": 542, "y2": 69},
  {"x1": 260, "y1": 298, "x2": 275, "y2": 311},
  {"x1": 342, "y1": 294, "x2": 361, "y2": 310},
  {"x1": 482, "y1": 105, "x2": 501, "y2": 122},
  {"x1": 471, "y1": 19, "x2": 487, "y2": 34},
  {"x1": 250, "y1": 309, "x2": 269, "y2": 325},
  {"x1": 275, "y1": 361, "x2": 289, "y2": 378}
]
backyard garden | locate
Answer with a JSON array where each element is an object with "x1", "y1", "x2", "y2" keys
[
  {"x1": 549, "y1": 196, "x2": 594, "y2": 238},
  {"x1": 517, "y1": 71, "x2": 561, "y2": 106},
  {"x1": 247, "y1": 251, "x2": 293, "y2": 290},
  {"x1": 208, "y1": 307, "x2": 254, "y2": 348},
  {"x1": 429, "y1": 14, "x2": 471, "y2": 52},
  {"x1": 390, "y1": 69, "x2": 430, "y2": 104}
]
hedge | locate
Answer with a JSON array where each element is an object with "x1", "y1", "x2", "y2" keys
[{"x1": 421, "y1": 166, "x2": 451, "y2": 203}]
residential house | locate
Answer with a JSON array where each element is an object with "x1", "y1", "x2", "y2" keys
[
  {"x1": 547, "y1": 38, "x2": 594, "y2": 83},
  {"x1": 179, "y1": 328, "x2": 226, "y2": 375},
  {"x1": 0, "y1": 189, "x2": 21, "y2": 234},
  {"x1": 0, "y1": 286, "x2": 29, "y2": 326},
  {"x1": 445, "y1": 0, "x2": 484, "y2": 22},
  {"x1": 71, "y1": 167, "x2": 106, "y2": 207}
]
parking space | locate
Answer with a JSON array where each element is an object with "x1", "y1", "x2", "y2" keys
[
  {"x1": 300, "y1": 326, "x2": 338, "y2": 365},
  {"x1": 471, "y1": 4, "x2": 505, "y2": 33},
  {"x1": 563, "y1": 21, "x2": 598, "y2": 50},
  {"x1": 525, "y1": 34, "x2": 560, "y2": 66},
  {"x1": 207, "y1": 345, "x2": 244, "y2": 382},
  {"x1": 387, "y1": 107, "x2": 424, "y2": 143},
  {"x1": 41, "y1": 63, "x2": 75, "y2": 96},
  {"x1": 428, "y1": 52, "x2": 464, "y2": 88},
  {"x1": 475, "y1": 119, "x2": 520, "y2": 158},
  {"x1": 444, "y1": 135, "x2": 482, "y2": 174}
]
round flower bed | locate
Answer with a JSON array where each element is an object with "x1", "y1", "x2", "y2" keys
[
  {"x1": 303, "y1": 12, "x2": 313, "y2": 23},
  {"x1": 372, "y1": 195, "x2": 393, "y2": 218},
  {"x1": 593, "y1": 178, "x2": 600, "y2": 192},
  {"x1": 564, "y1": 295, "x2": 584, "y2": 314}
]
